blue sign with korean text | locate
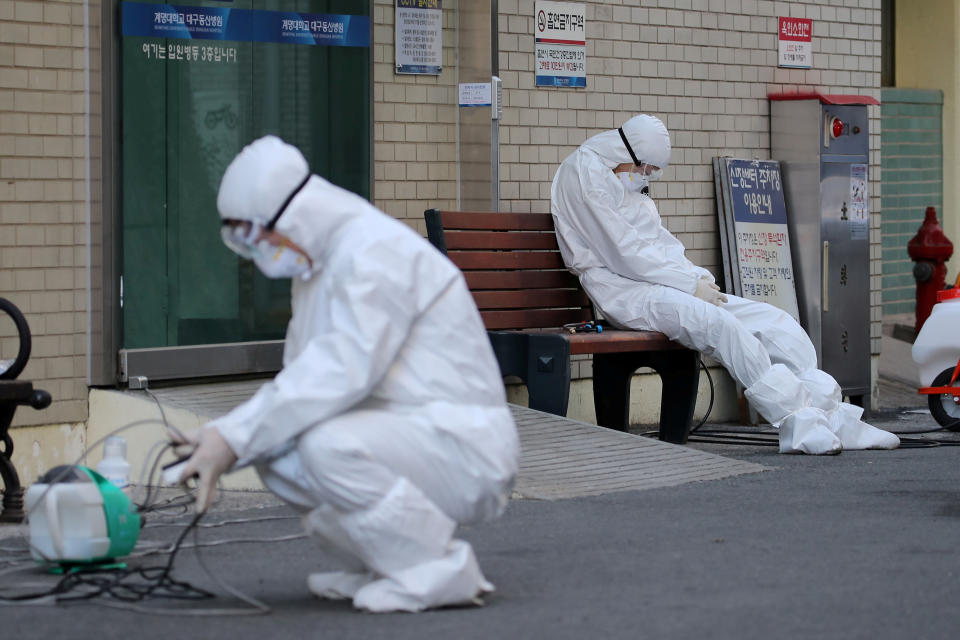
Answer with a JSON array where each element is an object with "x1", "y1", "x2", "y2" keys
[
  {"x1": 121, "y1": 2, "x2": 370, "y2": 47},
  {"x1": 721, "y1": 158, "x2": 799, "y2": 321},
  {"x1": 122, "y1": 2, "x2": 243, "y2": 40},
  {"x1": 726, "y1": 159, "x2": 788, "y2": 224},
  {"x1": 253, "y1": 12, "x2": 369, "y2": 47}
]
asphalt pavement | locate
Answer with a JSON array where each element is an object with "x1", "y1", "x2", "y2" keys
[{"x1": 2, "y1": 370, "x2": 959, "y2": 639}]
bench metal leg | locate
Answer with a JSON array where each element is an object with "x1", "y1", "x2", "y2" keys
[
  {"x1": 593, "y1": 350, "x2": 700, "y2": 443},
  {"x1": 592, "y1": 352, "x2": 639, "y2": 432},
  {"x1": 524, "y1": 334, "x2": 571, "y2": 416},
  {"x1": 487, "y1": 332, "x2": 572, "y2": 417},
  {"x1": 647, "y1": 350, "x2": 701, "y2": 444}
]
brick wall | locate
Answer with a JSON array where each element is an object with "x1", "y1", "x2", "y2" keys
[
  {"x1": 0, "y1": 0, "x2": 90, "y2": 425},
  {"x1": 2, "y1": 0, "x2": 885, "y2": 428},
  {"x1": 370, "y1": 0, "x2": 883, "y2": 386},
  {"x1": 372, "y1": 0, "x2": 459, "y2": 234},
  {"x1": 494, "y1": 0, "x2": 883, "y2": 357}
]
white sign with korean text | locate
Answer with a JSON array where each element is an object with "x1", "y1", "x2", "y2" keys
[
  {"x1": 778, "y1": 16, "x2": 812, "y2": 68},
  {"x1": 534, "y1": 1, "x2": 586, "y2": 88},
  {"x1": 395, "y1": 0, "x2": 442, "y2": 75},
  {"x1": 458, "y1": 82, "x2": 491, "y2": 107}
]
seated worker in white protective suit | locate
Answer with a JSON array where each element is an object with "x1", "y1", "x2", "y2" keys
[
  {"x1": 550, "y1": 114, "x2": 899, "y2": 455},
  {"x1": 172, "y1": 135, "x2": 519, "y2": 612}
]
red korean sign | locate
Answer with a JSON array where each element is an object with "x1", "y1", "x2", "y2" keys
[{"x1": 778, "y1": 17, "x2": 812, "y2": 68}]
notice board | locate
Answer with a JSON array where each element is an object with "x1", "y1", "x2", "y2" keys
[{"x1": 713, "y1": 158, "x2": 800, "y2": 321}]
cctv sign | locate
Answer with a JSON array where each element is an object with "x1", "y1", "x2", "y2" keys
[
  {"x1": 534, "y1": 1, "x2": 586, "y2": 87},
  {"x1": 778, "y1": 17, "x2": 812, "y2": 68}
]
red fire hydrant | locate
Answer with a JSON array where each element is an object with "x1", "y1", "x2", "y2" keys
[{"x1": 907, "y1": 206, "x2": 953, "y2": 333}]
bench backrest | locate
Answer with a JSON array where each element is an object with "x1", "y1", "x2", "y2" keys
[{"x1": 424, "y1": 210, "x2": 593, "y2": 330}]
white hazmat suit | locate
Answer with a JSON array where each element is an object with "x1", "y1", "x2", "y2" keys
[
  {"x1": 205, "y1": 136, "x2": 519, "y2": 612},
  {"x1": 551, "y1": 115, "x2": 898, "y2": 454}
]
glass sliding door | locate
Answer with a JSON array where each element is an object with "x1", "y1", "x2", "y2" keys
[{"x1": 120, "y1": 0, "x2": 370, "y2": 350}]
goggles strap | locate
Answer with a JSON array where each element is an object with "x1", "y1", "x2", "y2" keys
[
  {"x1": 265, "y1": 172, "x2": 311, "y2": 230},
  {"x1": 617, "y1": 127, "x2": 642, "y2": 167}
]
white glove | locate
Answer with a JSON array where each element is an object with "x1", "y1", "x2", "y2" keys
[
  {"x1": 175, "y1": 428, "x2": 238, "y2": 513},
  {"x1": 693, "y1": 276, "x2": 728, "y2": 306}
]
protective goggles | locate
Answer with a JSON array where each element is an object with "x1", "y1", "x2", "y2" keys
[
  {"x1": 219, "y1": 172, "x2": 311, "y2": 258},
  {"x1": 220, "y1": 220, "x2": 264, "y2": 259}
]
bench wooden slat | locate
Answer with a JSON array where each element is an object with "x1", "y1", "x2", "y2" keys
[
  {"x1": 472, "y1": 289, "x2": 591, "y2": 310},
  {"x1": 566, "y1": 329, "x2": 685, "y2": 355},
  {"x1": 443, "y1": 230, "x2": 560, "y2": 250},
  {"x1": 464, "y1": 270, "x2": 580, "y2": 290},
  {"x1": 448, "y1": 251, "x2": 567, "y2": 270},
  {"x1": 480, "y1": 308, "x2": 593, "y2": 330},
  {"x1": 438, "y1": 211, "x2": 555, "y2": 231},
  {"x1": 424, "y1": 207, "x2": 699, "y2": 444}
]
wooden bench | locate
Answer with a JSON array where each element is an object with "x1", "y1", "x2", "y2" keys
[{"x1": 424, "y1": 209, "x2": 701, "y2": 443}]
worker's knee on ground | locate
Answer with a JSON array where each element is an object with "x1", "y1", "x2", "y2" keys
[{"x1": 797, "y1": 368, "x2": 841, "y2": 411}]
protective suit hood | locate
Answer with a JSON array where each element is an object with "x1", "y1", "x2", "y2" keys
[
  {"x1": 217, "y1": 135, "x2": 310, "y2": 226},
  {"x1": 218, "y1": 135, "x2": 374, "y2": 269},
  {"x1": 580, "y1": 114, "x2": 671, "y2": 170}
]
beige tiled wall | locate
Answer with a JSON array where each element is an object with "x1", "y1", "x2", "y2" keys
[
  {"x1": 2, "y1": 0, "x2": 884, "y2": 429},
  {"x1": 496, "y1": 0, "x2": 882, "y2": 361},
  {"x1": 372, "y1": 0, "x2": 459, "y2": 235},
  {"x1": 373, "y1": 0, "x2": 883, "y2": 385},
  {"x1": 1, "y1": 0, "x2": 91, "y2": 425}
]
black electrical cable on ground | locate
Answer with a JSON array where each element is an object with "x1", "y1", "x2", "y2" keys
[
  {"x1": 640, "y1": 360, "x2": 960, "y2": 448},
  {"x1": 0, "y1": 512, "x2": 213, "y2": 605}
]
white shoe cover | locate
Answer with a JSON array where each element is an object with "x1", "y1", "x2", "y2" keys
[
  {"x1": 744, "y1": 364, "x2": 812, "y2": 424},
  {"x1": 828, "y1": 403, "x2": 900, "y2": 450},
  {"x1": 797, "y1": 368, "x2": 842, "y2": 411},
  {"x1": 352, "y1": 540, "x2": 493, "y2": 613},
  {"x1": 308, "y1": 571, "x2": 375, "y2": 601},
  {"x1": 778, "y1": 407, "x2": 842, "y2": 455}
]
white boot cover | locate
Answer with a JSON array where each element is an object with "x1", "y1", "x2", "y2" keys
[
  {"x1": 778, "y1": 407, "x2": 842, "y2": 455},
  {"x1": 353, "y1": 540, "x2": 493, "y2": 613},
  {"x1": 796, "y1": 368, "x2": 842, "y2": 411},
  {"x1": 744, "y1": 364, "x2": 811, "y2": 424},
  {"x1": 308, "y1": 571, "x2": 376, "y2": 601},
  {"x1": 828, "y1": 403, "x2": 900, "y2": 450},
  {"x1": 304, "y1": 505, "x2": 376, "y2": 601},
  {"x1": 745, "y1": 364, "x2": 842, "y2": 455},
  {"x1": 307, "y1": 478, "x2": 493, "y2": 613}
]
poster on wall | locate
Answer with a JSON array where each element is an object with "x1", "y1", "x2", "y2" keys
[
  {"x1": 395, "y1": 0, "x2": 442, "y2": 75},
  {"x1": 778, "y1": 16, "x2": 812, "y2": 68},
  {"x1": 534, "y1": 1, "x2": 586, "y2": 87},
  {"x1": 714, "y1": 158, "x2": 801, "y2": 321},
  {"x1": 849, "y1": 163, "x2": 869, "y2": 240}
]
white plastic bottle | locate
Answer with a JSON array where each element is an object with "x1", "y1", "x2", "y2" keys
[
  {"x1": 25, "y1": 480, "x2": 111, "y2": 562},
  {"x1": 96, "y1": 435, "x2": 131, "y2": 490}
]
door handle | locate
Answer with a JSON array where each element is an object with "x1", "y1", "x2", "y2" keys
[{"x1": 822, "y1": 241, "x2": 829, "y2": 312}]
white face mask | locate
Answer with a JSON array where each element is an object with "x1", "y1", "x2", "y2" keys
[
  {"x1": 252, "y1": 241, "x2": 312, "y2": 280},
  {"x1": 618, "y1": 171, "x2": 648, "y2": 193}
]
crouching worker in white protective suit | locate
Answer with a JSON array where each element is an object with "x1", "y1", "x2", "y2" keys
[
  {"x1": 172, "y1": 135, "x2": 519, "y2": 612},
  {"x1": 550, "y1": 114, "x2": 899, "y2": 455}
]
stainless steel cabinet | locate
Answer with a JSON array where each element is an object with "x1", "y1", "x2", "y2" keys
[{"x1": 771, "y1": 95, "x2": 877, "y2": 406}]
